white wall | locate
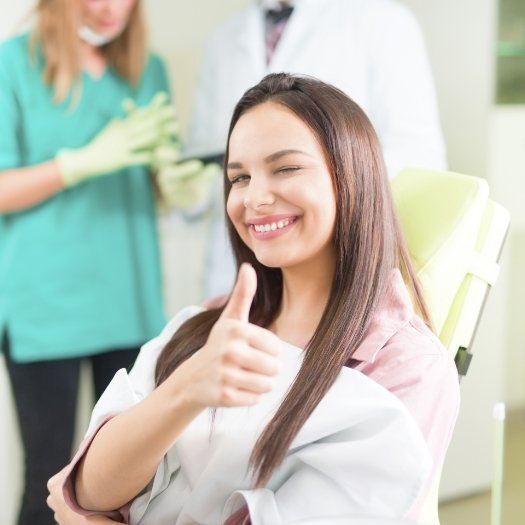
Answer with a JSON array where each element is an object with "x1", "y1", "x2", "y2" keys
[
  {"x1": 488, "y1": 107, "x2": 525, "y2": 408},
  {"x1": 401, "y1": 0, "x2": 497, "y2": 179}
]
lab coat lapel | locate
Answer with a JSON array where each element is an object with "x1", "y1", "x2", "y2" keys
[{"x1": 234, "y1": 4, "x2": 267, "y2": 78}]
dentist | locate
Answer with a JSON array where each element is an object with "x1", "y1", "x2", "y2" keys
[{"x1": 186, "y1": 0, "x2": 447, "y2": 298}]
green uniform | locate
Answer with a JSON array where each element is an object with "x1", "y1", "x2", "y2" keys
[{"x1": 0, "y1": 33, "x2": 167, "y2": 362}]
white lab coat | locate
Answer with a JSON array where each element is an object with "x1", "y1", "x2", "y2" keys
[
  {"x1": 188, "y1": 0, "x2": 446, "y2": 174},
  {"x1": 184, "y1": 0, "x2": 447, "y2": 298},
  {"x1": 76, "y1": 306, "x2": 431, "y2": 525}
]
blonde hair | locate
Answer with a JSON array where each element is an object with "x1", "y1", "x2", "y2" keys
[{"x1": 30, "y1": 0, "x2": 147, "y2": 103}]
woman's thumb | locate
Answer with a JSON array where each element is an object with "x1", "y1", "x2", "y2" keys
[{"x1": 221, "y1": 264, "x2": 257, "y2": 322}]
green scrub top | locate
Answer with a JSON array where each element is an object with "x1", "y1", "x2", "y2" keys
[{"x1": 0, "y1": 33, "x2": 168, "y2": 363}]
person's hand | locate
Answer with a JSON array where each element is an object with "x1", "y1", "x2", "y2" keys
[
  {"x1": 123, "y1": 96, "x2": 217, "y2": 213},
  {"x1": 122, "y1": 93, "x2": 182, "y2": 169},
  {"x1": 46, "y1": 467, "x2": 119, "y2": 525},
  {"x1": 172, "y1": 264, "x2": 282, "y2": 409},
  {"x1": 144, "y1": 140, "x2": 219, "y2": 213},
  {"x1": 56, "y1": 91, "x2": 178, "y2": 187},
  {"x1": 156, "y1": 159, "x2": 219, "y2": 213}
]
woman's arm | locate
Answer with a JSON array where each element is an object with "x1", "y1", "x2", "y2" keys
[
  {"x1": 0, "y1": 93, "x2": 178, "y2": 215},
  {"x1": 47, "y1": 468, "x2": 121, "y2": 525},
  {"x1": 0, "y1": 161, "x2": 64, "y2": 213},
  {"x1": 75, "y1": 375, "x2": 203, "y2": 511},
  {"x1": 75, "y1": 265, "x2": 280, "y2": 512}
]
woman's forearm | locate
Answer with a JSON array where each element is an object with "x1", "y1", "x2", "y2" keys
[
  {"x1": 0, "y1": 160, "x2": 64, "y2": 213},
  {"x1": 75, "y1": 376, "x2": 203, "y2": 512}
]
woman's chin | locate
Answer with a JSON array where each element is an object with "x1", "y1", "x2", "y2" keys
[{"x1": 253, "y1": 251, "x2": 297, "y2": 269}]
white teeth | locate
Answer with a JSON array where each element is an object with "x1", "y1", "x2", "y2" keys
[{"x1": 253, "y1": 218, "x2": 295, "y2": 233}]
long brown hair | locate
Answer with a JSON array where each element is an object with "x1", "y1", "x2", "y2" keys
[
  {"x1": 30, "y1": 0, "x2": 146, "y2": 103},
  {"x1": 155, "y1": 73, "x2": 430, "y2": 488}
]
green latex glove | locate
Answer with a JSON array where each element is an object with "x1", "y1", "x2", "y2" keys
[
  {"x1": 157, "y1": 159, "x2": 219, "y2": 213},
  {"x1": 123, "y1": 94, "x2": 186, "y2": 172},
  {"x1": 56, "y1": 92, "x2": 178, "y2": 187},
  {"x1": 122, "y1": 97, "x2": 218, "y2": 213},
  {"x1": 121, "y1": 91, "x2": 179, "y2": 142}
]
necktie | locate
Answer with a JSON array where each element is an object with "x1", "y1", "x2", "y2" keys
[
  {"x1": 265, "y1": 4, "x2": 294, "y2": 64},
  {"x1": 266, "y1": 5, "x2": 294, "y2": 24}
]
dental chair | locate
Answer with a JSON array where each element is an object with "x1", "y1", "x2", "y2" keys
[{"x1": 391, "y1": 168, "x2": 510, "y2": 525}]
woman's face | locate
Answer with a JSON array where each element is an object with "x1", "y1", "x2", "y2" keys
[
  {"x1": 79, "y1": 0, "x2": 136, "y2": 38},
  {"x1": 227, "y1": 102, "x2": 337, "y2": 270}
]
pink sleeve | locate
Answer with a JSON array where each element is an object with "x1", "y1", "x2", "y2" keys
[
  {"x1": 375, "y1": 350, "x2": 460, "y2": 470},
  {"x1": 61, "y1": 414, "x2": 131, "y2": 523}
]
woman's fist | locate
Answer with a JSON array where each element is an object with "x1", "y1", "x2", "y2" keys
[{"x1": 172, "y1": 264, "x2": 281, "y2": 409}]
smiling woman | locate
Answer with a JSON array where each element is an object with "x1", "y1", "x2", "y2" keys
[{"x1": 53, "y1": 73, "x2": 459, "y2": 525}]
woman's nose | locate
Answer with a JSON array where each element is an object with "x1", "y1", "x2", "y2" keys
[{"x1": 243, "y1": 176, "x2": 275, "y2": 209}]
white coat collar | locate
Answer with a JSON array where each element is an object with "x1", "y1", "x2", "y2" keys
[{"x1": 234, "y1": 0, "x2": 330, "y2": 73}]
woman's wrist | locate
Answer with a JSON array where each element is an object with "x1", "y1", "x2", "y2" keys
[
  {"x1": 55, "y1": 146, "x2": 94, "y2": 187},
  {"x1": 158, "y1": 361, "x2": 205, "y2": 423}
]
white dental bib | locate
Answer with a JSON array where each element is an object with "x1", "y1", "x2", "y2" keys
[{"x1": 83, "y1": 306, "x2": 431, "y2": 525}]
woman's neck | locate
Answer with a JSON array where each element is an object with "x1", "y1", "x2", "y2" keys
[
  {"x1": 80, "y1": 41, "x2": 107, "y2": 78},
  {"x1": 271, "y1": 250, "x2": 335, "y2": 348}
]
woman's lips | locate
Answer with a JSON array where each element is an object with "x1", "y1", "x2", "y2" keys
[
  {"x1": 98, "y1": 20, "x2": 121, "y2": 30},
  {"x1": 248, "y1": 216, "x2": 299, "y2": 240}
]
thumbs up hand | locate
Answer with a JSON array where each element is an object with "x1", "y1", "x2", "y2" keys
[{"x1": 170, "y1": 264, "x2": 281, "y2": 410}]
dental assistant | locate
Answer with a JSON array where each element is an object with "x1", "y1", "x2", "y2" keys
[{"x1": 0, "y1": 1, "x2": 203, "y2": 524}]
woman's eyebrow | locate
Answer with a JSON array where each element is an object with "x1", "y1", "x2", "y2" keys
[
  {"x1": 264, "y1": 149, "x2": 312, "y2": 163},
  {"x1": 227, "y1": 149, "x2": 312, "y2": 170}
]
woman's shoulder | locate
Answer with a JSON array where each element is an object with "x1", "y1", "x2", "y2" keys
[
  {"x1": 136, "y1": 51, "x2": 170, "y2": 96},
  {"x1": 377, "y1": 315, "x2": 457, "y2": 377},
  {"x1": 142, "y1": 51, "x2": 168, "y2": 78},
  {"x1": 0, "y1": 32, "x2": 31, "y2": 69},
  {"x1": 0, "y1": 32, "x2": 30, "y2": 52},
  {"x1": 365, "y1": 313, "x2": 460, "y2": 409},
  {"x1": 353, "y1": 268, "x2": 456, "y2": 382}
]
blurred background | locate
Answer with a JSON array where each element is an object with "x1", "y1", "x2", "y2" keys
[{"x1": 0, "y1": 1, "x2": 524, "y2": 524}]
